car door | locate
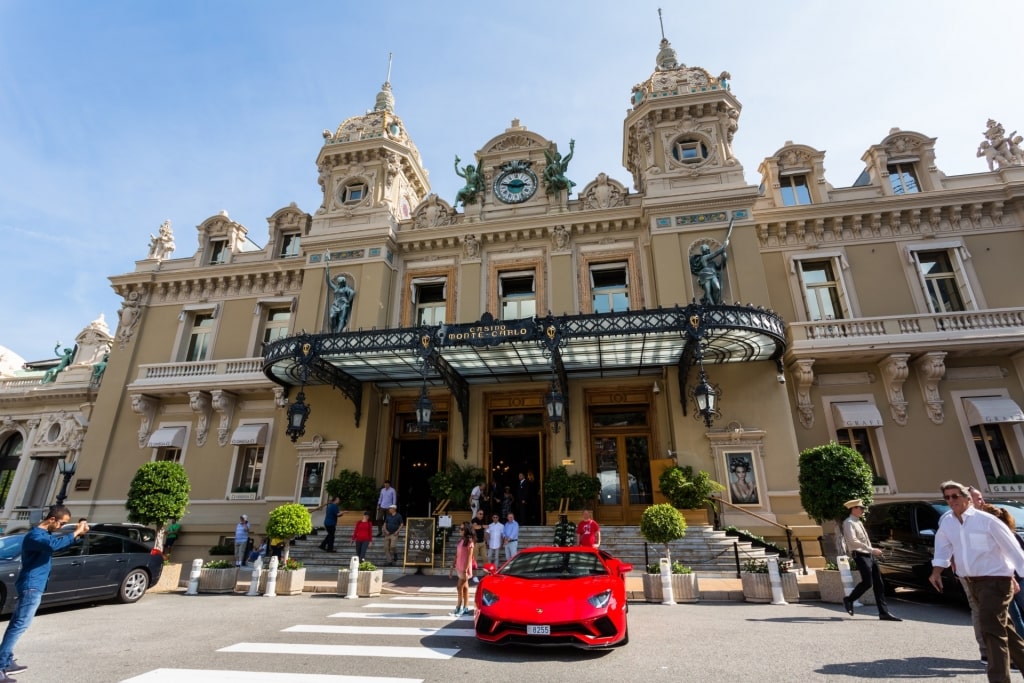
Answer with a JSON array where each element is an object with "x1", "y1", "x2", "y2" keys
[
  {"x1": 43, "y1": 536, "x2": 88, "y2": 606},
  {"x1": 77, "y1": 533, "x2": 128, "y2": 599}
]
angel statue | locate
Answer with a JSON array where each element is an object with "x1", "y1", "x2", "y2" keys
[
  {"x1": 453, "y1": 155, "x2": 484, "y2": 208},
  {"x1": 543, "y1": 139, "x2": 576, "y2": 195}
]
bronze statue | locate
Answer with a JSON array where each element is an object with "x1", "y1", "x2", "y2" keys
[
  {"x1": 324, "y1": 265, "x2": 356, "y2": 333},
  {"x1": 91, "y1": 353, "x2": 109, "y2": 384},
  {"x1": 41, "y1": 342, "x2": 76, "y2": 384},
  {"x1": 543, "y1": 139, "x2": 576, "y2": 195},
  {"x1": 453, "y1": 155, "x2": 484, "y2": 208},
  {"x1": 689, "y1": 218, "x2": 735, "y2": 306}
]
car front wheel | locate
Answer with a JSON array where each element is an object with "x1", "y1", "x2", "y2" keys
[{"x1": 118, "y1": 568, "x2": 150, "y2": 603}]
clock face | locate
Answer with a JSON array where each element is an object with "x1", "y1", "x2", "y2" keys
[{"x1": 494, "y1": 166, "x2": 538, "y2": 204}]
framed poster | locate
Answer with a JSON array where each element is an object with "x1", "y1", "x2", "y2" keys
[
  {"x1": 299, "y1": 461, "x2": 326, "y2": 505},
  {"x1": 725, "y1": 451, "x2": 760, "y2": 506},
  {"x1": 403, "y1": 517, "x2": 436, "y2": 567}
]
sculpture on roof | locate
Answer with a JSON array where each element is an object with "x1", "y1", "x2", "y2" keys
[
  {"x1": 147, "y1": 220, "x2": 176, "y2": 261},
  {"x1": 689, "y1": 218, "x2": 735, "y2": 306},
  {"x1": 453, "y1": 155, "x2": 484, "y2": 208},
  {"x1": 978, "y1": 119, "x2": 1022, "y2": 171},
  {"x1": 41, "y1": 342, "x2": 76, "y2": 384},
  {"x1": 543, "y1": 139, "x2": 576, "y2": 195},
  {"x1": 91, "y1": 353, "x2": 109, "y2": 384}
]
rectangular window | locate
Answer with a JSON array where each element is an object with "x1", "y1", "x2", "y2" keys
[
  {"x1": 913, "y1": 250, "x2": 967, "y2": 313},
  {"x1": 499, "y1": 272, "x2": 536, "y2": 320},
  {"x1": 343, "y1": 183, "x2": 366, "y2": 204},
  {"x1": 415, "y1": 282, "x2": 446, "y2": 326},
  {"x1": 888, "y1": 162, "x2": 920, "y2": 195},
  {"x1": 185, "y1": 313, "x2": 214, "y2": 362},
  {"x1": 835, "y1": 428, "x2": 878, "y2": 475},
  {"x1": 232, "y1": 446, "x2": 264, "y2": 494},
  {"x1": 156, "y1": 448, "x2": 182, "y2": 464},
  {"x1": 262, "y1": 307, "x2": 292, "y2": 346},
  {"x1": 972, "y1": 424, "x2": 1014, "y2": 480},
  {"x1": 798, "y1": 260, "x2": 844, "y2": 321},
  {"x1": 590, "y1": 263, "x2": 629, "y2": 313},
  {"x1": 208, "y1": 239, "x2": 228, "y2": 265},
  {"x1": 279, "y1": 233, "x2": 300, "y2": 258},
  {"x1": 779, "y1": 174, "x2": 812, "y2": 206}
]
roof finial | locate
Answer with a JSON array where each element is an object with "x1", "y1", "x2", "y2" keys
[
  {"x1": 385, "y1": 51, "x2": 393, "y2": 85},
  {"x1": 654, "y1": 10, "x2": 679, "y2": 71},
  {"x1": 658, "y1": 8, "x2": 666, "y2": 41},
  {"x1": 374, "y1": 52, "x2": 396, "y2": 113}
]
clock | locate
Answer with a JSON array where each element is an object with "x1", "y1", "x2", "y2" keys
[{"x1": 493, "y1": 161, "x2": 538, "y2": 204}]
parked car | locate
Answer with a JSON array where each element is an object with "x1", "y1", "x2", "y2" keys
[
  {"x1": 863, "y1": 499, "x2": 1024, "y2": 600},
  {"x1": 474, "y1": 546, "x2": 632, "y2": 648},
  {"x1": 0, "y1": 527, "x2": 163, "y2": 614}
]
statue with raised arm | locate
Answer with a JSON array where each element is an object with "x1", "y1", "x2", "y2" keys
[
  {"x1": 543, "y1": 139, "x2": 576, "y2": 195},
  {"x1": 453, "y1": 155, "x2": 484, "y2": 208},
  {"x1": 41, "y1": 342, "x2": 76, "y2": 384},
  {"x1": 147, "y1": 220, "x2": 176, "y2": 261},
  {"x1": 689, "y1": 217, "x2": 735, "y2": 306},
  {"x1": 324, "y1": 257, "x2": 356, "y2": 333}
]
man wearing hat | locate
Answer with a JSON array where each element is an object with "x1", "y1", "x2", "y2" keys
[
  {"x1": 382, "y1": 504, "x2": 404, "y2": 566},
  {"x1": 234, "y1": 514, "x2": 251, "y2": 568},
  {"x1": 841, "y1": 498, "x2": 900, "y2": 621}
]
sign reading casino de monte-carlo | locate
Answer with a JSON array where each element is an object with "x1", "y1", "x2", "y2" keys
[{"x1": 438, "y1": 312, "x2": 537, "y2": 348}]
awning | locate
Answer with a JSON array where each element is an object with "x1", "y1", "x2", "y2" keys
[
  {"x1": 231, "y1": 423, "x2": 268, "y2": 446},
  {"x1": 147, "y1": 427, "x2": 186, "y2": 449},
  {"x1": 831, "y1": 403, "x2": 883, "y2": 428},
  {"x1": 964, "y1": 397, "x2": 1024, "y2": 426}
]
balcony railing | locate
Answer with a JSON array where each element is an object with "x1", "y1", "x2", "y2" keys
[
  {"x1": 789, "y1": 307, "x2": 1024, "y2": 345},
  {"x1": 130, "y1": 357, "x2": 270, "y2": 389}
]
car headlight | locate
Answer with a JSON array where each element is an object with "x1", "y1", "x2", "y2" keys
[
  {"x1": 480, "y1": 588, "x2": 500, "y2": 607},
  {"x1": 588, "y1": 589, "x2": 612, "y2": 609}
]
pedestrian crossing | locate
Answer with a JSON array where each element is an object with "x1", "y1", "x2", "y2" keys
[{"x1": 121, "y1": 590, "x2": 475, "y2": 683}]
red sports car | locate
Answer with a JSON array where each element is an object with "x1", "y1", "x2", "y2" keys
[{"x1": 473, "y1": 546, "x2": 632, "y2": 648}]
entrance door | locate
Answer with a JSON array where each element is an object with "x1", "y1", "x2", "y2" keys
[
  {"x1": 394, "y1": 437, "x2": 444, "y2": 518},
  {"x1": 594, "y1": 434, "x2": 654, "y2": 524},
  {"x1": 490, "y1": 435, "x2": 542, "y2": 525}
]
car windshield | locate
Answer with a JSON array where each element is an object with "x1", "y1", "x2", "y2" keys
[
  {"x1": 0, "y1": 535, "x2": 24, "y2": 561},
  {"x1": 498, "y1": 551, "x2": 608, "y2": 579},
  {"x1": 931, "y1": 501, "x2": 1024, "y2": 532}
]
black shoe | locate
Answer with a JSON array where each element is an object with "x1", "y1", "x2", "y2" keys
[
  {"x1": 842, "y1": 597, "x2": 854, "y2": 616},
  {"x1": 879, "y1": 613, "x2": 902, "y2": 622}
]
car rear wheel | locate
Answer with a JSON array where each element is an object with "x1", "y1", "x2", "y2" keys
[{"x1": 118, "y1": 568, "x2": 150, "y2": 603}]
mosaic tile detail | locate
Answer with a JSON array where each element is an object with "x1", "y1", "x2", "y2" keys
[{"x1": 654, "y1": 209, "x2": 748, "y2": 228}]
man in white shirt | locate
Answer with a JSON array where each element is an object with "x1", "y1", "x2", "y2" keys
[
  {"x1": 931, "y1": 480, "x2": 1024, "y2": 682},
  {"x1": 470, "y1": 481, "x2": 483, "y2": 518},
  {"x1": 485, "y1": 514, "x2": 504, "y2": 567}
]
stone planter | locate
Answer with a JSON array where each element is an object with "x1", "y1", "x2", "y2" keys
[
  {"x1": 273, "y1": 568, "x2": 307, "y2": 596},
  {"x1": 741, "y1": 571, "x2": 799, "y2": 603},
  {"x1": 337, "y1": 569, "x2": 384, "y2": 597},
  {"x1": 198, "y1": 567, "x2": 239, "y2": 594},
  {"x1": 676, "y1": 508, "x2": 710, "y2": 525},
  {"x1": 150, "y1": 562, "x2": 183, "y2": 593},
  {"x1": 816, "y1": 569, "x2": 874, "y2": 605},
  {"x1": 642, "y1": 572, "x2": 701, "y2": 603}
]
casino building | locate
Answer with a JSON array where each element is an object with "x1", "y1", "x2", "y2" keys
[{"x1": 3, "y1": 31, "x2": 1022, "y2": 562}]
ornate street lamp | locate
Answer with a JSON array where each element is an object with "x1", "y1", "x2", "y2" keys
[
  {"x1": 285, "y1": 388, "x2": 310, "y2": 443},
  {"x1": 415, "y1": 379, "x2": 433, "y2": 435},
  {"x1": 55, "y1": 458, "x2": 77, "y2": 506},
  {"x1": 545, "y1": 381, "x2": 565, "y2": 433},
  {"x1": 690, "y1": 364, "x2": 721, "y2": 428}
]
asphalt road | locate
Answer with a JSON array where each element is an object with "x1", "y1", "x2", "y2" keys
[{"x1": 7, "y1": 588, "x2": 993, "y2": 682}]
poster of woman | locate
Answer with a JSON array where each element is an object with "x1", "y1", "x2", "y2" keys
[{"x1": 728, "y1": 453, "x2": 759, "y2": 505}]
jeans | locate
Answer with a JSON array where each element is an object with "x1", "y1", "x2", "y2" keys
[
  {"x1": 504, "y1": 541, "x2": 518, "y2": 562},
  {"x1": 0, "y1": 588, "x2": 43, "y2": 669},
  {"x1": 488, "y1": 546, "x2": 502, "y2": 567},
  {"x1": 234, "y1": 541, "x2": 248, "y2": 566},
  {"x1": 354, "y1": 541, "x2": 369, "y2": 562}
]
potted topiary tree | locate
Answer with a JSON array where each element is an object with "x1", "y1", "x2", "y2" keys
[
  {"x1": 265, "y1": 503, "x2": 313, "y2": 595},
  {"x1": 125, "y1": 461, "x2": 191, "y2": 592},
  {"x1": 658, "y1": 466, "x2": 724, "y2": 525},
  {"x1": 639, "y1": 503, "x2": 698, "y2": 603}
]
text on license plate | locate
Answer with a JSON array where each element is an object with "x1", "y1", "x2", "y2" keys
[{"x1": 527, "y1": 625, "x2": 550, "y2": 635}]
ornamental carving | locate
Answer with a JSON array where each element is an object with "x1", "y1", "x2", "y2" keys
[
  {"x1": 212, "y1": 390, "x2": 237, "y2": 447},
  {"x1": 914, "y1": 352, "x2": 947, "y2": 425},
  {"x1": 189, "y1": 391, "x2": 212, "y2": 447},
  {"x1": 412, "y1": 194, "x2": 456, "y2": 229},
  {"x1": 790, "y1": 359, "x2": 815, "y2": 429},
  {"x1": 580, "y1": 173, "x2": 627, "y2": 210},
  {"x1": 878, "y1": 354, "x2": 911, "y2": 426},
  {"x1": 116, "y1": 289, "x2": 146, "y2": 350},
  {"x1": 131, "y1": 394, "x2": 159, "y2": 448}
]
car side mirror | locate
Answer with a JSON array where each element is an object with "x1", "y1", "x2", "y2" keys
[
  {"x1": 919, "y1": 529, "x2": 935, "y2": 538},
  {"x1": 619, "y1": 562, "x2": 633, "y2": 575},
  {"x1": 483, "y1": 563, "x2": 497, "y2": 574}
]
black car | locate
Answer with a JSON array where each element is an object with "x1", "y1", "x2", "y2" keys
[
  {"x1": 0, "y1": 527, "x2": 163, "y2": 614},
  {"x1": 863, "y1": 499, "x2": 1024, "y2": 599}
]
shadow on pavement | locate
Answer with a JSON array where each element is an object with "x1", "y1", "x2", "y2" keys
[{"x1": 817, "y1": 657, "x2": 984, "y2": 679}]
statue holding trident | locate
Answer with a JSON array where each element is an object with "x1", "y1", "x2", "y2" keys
[
  {"x1": 323, "y1": 253, "x2": 356, "y2": 333},
  {"x1": 689, "y1": 217, "x2": 735, "y2": 306}
]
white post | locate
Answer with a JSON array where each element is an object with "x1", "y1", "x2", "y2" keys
[
  {"x1": 659, "y1": 557, "x2": 675, "y2": 605},
  {"x1": 345, "y1": 555, "x2": 360, "y2": 599},
  {"x1": 246, "y1": 557, "x2": 264, "y2": 596},
  {"x1": 767, "y1": 557, "x2": 788, "y2": 605},
  {"x1": 184, "y1": 558, "x2": 203, "y2": 596},
  {"x1": 263, "y1": 556, "x2": 279, "y2": 598},
  {"x1": 837, "y1": 555, "x2": 857, "y2": 601}
]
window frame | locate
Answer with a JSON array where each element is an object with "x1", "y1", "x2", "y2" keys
[
  {"x1": 887, "y1": 160, "x2": 921, "y2": 195},
  {"x1": 579, "y1": 249, "x2": 641, "y2": 314},
  {"x1": 487, "y1": 257, "x2": 545, "y2": 322},
  {"x1": 171, "y1": 304, "x2": 220, "y2": 363},
  {"x1": 207, "y1": 238, "x2": 229, "y2": 265},
  {"x1": 670, "y1": 137, "x2": 709, "y2": 165},
  {"x1": 951, "y1": 390, "x2": 1024, "y2": 489},
  {"x1": 149, "y1": 422, "x2": 190, "y2": 466},
  {"x1": 226, "y1": 421, "x2": 272, "y2": 501},
  {"x1": 778, "y1": 172, "x2": 812, "y2": 206},
  {"x1": 787, "y1": 251, "x2": 858, "y2": 322},
  {"x1": 340, "y1": 181, "x2": 368, "y2": 205},
  {"x1": 402, "y1": 267, "x2": 456, "y2": 327},
  {"x1": 278, "y1": 231, "x2": 301, "y2": 259},
  {"x1": 902, "y1": 240, "x2": 982, "y2": 314},
  {"x1": 251, "y1": 297, "x2": 296, "y2": 356},
  {"x1": 821, "y1": 396, "x2": 894, "y2": 488}
]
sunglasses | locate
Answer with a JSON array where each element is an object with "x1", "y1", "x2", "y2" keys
[{"x1": 943, "y1": 493, "x2": 962, "y2": 500}]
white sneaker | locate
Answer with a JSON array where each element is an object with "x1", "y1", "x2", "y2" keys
[{"x1": 471, "y1": 576, "x2": 479, "y2": 584}]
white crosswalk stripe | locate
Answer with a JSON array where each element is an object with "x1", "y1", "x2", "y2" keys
[
  {"x1": 363, "y1": 601, "x2": 457, "y2": 610},
  {"x1": 219, "y1": 642, "x2": 459, "y2": 659},
  {"x1": 285, "y1": 624, "x2": 475, "y2": 637},
  {"x1": 328, "y1": 611, "x2": 470, "y2": 621},
  {"x1": 123, "y1": 670, "x2": 420, "y2": 683}
]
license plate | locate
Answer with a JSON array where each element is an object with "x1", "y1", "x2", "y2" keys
[{"x1": 527, "y1": 625, "x2": 550, "y2": 635}]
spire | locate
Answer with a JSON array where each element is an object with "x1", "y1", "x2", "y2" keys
[
  {"x1": 374, "y1": 52, "x2": 395, "y2": 113},
  {"x1": 655, "y1": 8, "x2": 679, "y2": 71}
]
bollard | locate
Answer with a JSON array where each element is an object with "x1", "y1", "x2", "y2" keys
[
  {"x1": 837, "y1": 555, "x2": 858, "y2": 603},
  {"x1": 263, "y1": 556, "x2": 279, "y2": 598},
  {"x1": 345, "y1": 555, "x2": 359, "y2": 599},
  {"x1": 659, "y1": 557, "x2": 675, "y2": 605},
  {"x1": 766, "y1": 557, "x2": 788, "y2": 605},
  {"x1": 184, "y1": 558, "x2": 203, "y2": 595},
  {"x1": 246, "y1": 557, "x2": 264, "y2": 596}
]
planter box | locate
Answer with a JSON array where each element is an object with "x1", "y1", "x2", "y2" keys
[
  {"x1": 337, "y1": 569, "x2": 384, "y2": 597},
  {"x1": 198, "y1": 567, "x2": 239, "y2": 594},
  {"x1": 741, "y1": 572, "x2": 799, "y2": 603},
  {"x1": 816, "y1": 569, "x2": 875, "y2": 605},
  {"x1": 150, "y1": 562, "x2": 183, "y2": 593},
  {"x1": 642, "y1": 572, "x2": 700, "y2": 603},
  {"x1": 677, "y1": 508, "x2": 709, "y2": 525},
  {"x1": 274, "y1": 568, "x2": 307, "y2": 596}
]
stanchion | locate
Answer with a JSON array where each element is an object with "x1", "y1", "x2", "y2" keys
[
  {"x1": 837, "y1": 555, "x2": 857, "y2": 603},
  {"x1": 767, "y1": 557, "x2": 788, "y2": 605},
  {"x1": 246, "y1": 557, "x2": 264, "y2": 596},
  {"x1": 659, "y1": 557, "x2": 675, "y2": 605},
  {"x1": 184, "y1": 558, "x2": 203, "y2": 595},
  {"x1": 345, "y1": 555, "x2": 359, "y2": 599},
  {"x1": 263, "y1": 556, "x2": 279, "y2": 598}
]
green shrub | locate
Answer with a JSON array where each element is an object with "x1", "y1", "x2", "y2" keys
[
  {"x1": 543, "y1": 466, "x2": 601, "y2": 510},
  {"x1": 266, "y1": 503, "x2": 313, "y2": 562},
  {"x1": 203, "y1": 559, "x2": 235, "y2": 569},
  {"x1": 646, "y1": 561, "x2": 692, "y2": 574},
  {"x1": 658, "y1": 466, "x2": 724, "y2": 509},
  {"x1": 428, "y1": 462, "x2": 485, "y2": 509},
  {"x1": 798, "y1": 441, "x2": 873, "y2": 525},
  {"x1": 325, "y1": 470, "x2": 378, "y2": 510},
  {"x1": 208, "y1": 542, "x2": 234, "y2": 556},
  {"x1": 279, "y1": 557, "x2": 304, "y2": 571},
  {"x1": 124, "y1": 461, "x2": 191, "y2": 551},
  {"x1": 358, "y1": 560, "x2": 377, "y2": 571}
]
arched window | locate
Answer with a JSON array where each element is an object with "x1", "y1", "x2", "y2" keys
[{"x1": 0, "y1": 433, "x2": 24, "y2": 509}]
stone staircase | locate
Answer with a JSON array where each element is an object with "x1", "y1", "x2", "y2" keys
[{"x1": 287, "y1": 523, "x2": 785, "y2": 578}]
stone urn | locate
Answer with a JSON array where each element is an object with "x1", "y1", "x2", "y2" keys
[
  {"x1": 197, "y1": 567, "x2": 239, "y2": 594},
  {"x1": 642, "y1": 572, "x2": 701, "y2": 603},
  {"x1": 337, "y1": 568, "x2": 384, "y2": 597},
  {"x1": 741, "y1": 571, "x2": 799, "y2": 603}
]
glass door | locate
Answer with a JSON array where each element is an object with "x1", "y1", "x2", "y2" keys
[{"x1": 593, "y1": 433, "x2": 653, "y2": 523}]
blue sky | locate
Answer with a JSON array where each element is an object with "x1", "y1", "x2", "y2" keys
[{"x1": 1, "y1": 1, "x2": 1021, "y2": 363}]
